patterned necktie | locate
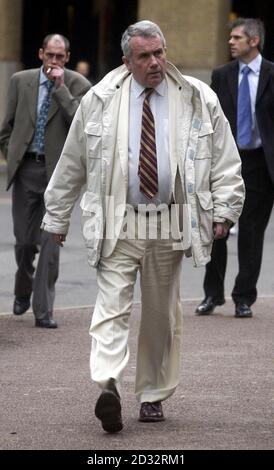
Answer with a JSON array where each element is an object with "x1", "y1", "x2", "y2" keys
[
  {"x1": 33, "y1": 80, "x2": 54, "y2": 154},
  {"x1": 138, "y1": 88, "x2": 158, "y2": 199},
  {"x1": 237, "y1": 66, "x2": 252, "y2": 147}
]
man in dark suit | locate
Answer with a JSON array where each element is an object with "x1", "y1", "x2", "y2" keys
[
  {"x1": 196, "y1": 18, "x2": 274, "y2": 319},
  {"x1": 0, "y1": 34, "x2": 90, "y2": 328}
]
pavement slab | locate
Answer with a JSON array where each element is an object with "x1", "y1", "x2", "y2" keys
[{"x1": 0, "y1": 298, "x2": 273, "y2": 450}]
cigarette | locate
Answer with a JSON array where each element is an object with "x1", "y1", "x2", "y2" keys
[{"x1": 46, "y1": 67, "x2": 52, "y2": 74}]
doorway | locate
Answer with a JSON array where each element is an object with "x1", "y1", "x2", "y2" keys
[{"x1": 22, "y1": 0, "x2": 137, "y2": 81}]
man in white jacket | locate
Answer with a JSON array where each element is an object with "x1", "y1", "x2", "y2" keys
[{"x1": 42, "y1": 21, "x2": 244, "y2": 433}]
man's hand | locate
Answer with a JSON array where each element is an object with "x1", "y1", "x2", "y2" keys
[
  {"x1": 52, "y1": 233, "x2": 66, "y2": 247},
  {"x1": 46, "y1": 66, "x2": 65, "y2": 88},
  {"x1": 213, "y1": 221, "x2": 231, "y2": 240}
]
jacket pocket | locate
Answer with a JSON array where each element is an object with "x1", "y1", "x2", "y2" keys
[
  {"x1": 196, "y1": 191, "x2": 214, "y2": 244},
  {"x1": 84, "y1": 121, "x2": 102, "y2": 157},
  {"x1": 195, "y1": 122, "x2": 214, "y2": 159}
]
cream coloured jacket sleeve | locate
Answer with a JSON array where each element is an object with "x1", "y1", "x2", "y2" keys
[{"x1": 42, "y1": 103, "x2": 87, "y2": 234}]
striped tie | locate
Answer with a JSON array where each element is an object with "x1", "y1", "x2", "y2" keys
[{"x1": 138, "y1": 88, "x2": 158, "y2": 199}]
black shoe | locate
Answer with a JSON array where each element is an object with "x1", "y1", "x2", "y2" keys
[
  {"x1": 35, "y1": 318, "x2": 58, "y2": 328},
  {"x1": 235, "y1": 303, "x2": 253, "y2": 318},
  {"x1": 195, "y1": 296, "x2": 225, "y2": 315},
  {"x1": 13, "y1": 296, "x2": 30, "y2": 315},
  {"x1": 95, "y1": 378, "x2": 123, "y2": 433}
]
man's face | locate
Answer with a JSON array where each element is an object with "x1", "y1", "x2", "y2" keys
[
  {"x1": 39, "y1": 38, "x2": 70, "y2": 72},
  {"x1": 123, "y1": 34, "x2": 167, "y2": 88},
  {"x1": 229, "y1": 26, "x2": 258, "y2": 60}
]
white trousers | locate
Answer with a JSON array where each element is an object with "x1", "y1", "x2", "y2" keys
[{"x1": 89, "y1": 211, "x2": 183, "y2": 403}]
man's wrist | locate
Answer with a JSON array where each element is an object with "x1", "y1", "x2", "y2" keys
[{"x1": 224, "y1": 219, "x2": 232, "y2": 229}]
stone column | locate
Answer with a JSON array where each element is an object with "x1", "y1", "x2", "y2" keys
[
  {"x1": 0, "y1": 0, "x2": 22, "y2": 133},
  {"x1": 138, "y1": 0, "x2": 231, "y2": 84}
]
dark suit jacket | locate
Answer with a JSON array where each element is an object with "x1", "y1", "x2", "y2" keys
[
  {"x1": 0, "y1": 68, "x2": 91, "y2": 189},
  {"x1": 211, "y1": 58, "x2": 274, "y2": 184}
]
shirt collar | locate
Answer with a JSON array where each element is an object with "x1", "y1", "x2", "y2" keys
[
  {"x1": 39, "y1": 67, "x2": 48, "y2": 85},
  {"x1": 239, "y1": 54, "x2": 262, "y2": 74},
  {"x1": 131, "y1": 76, "x2": 166, "y2": 99}
]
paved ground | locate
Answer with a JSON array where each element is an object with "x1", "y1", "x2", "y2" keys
[{"x1": 0, "y1": 298, "x2": 273, "y2": 451}]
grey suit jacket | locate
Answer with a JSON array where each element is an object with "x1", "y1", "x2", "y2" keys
[{"x1": 0, "y1": 68, "x2": 91, "y2": 189}]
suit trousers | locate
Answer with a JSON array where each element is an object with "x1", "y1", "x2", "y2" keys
[
  {"x1": 202, "y1": 233, "x2": 228, "y2": 301},
  {"x1": 203, "y1": 148, "x2": 274, "y2": 306},
  {"x1": 232, "y1": 149, "x2": 274, "y2": 305},
  {"x1": 89, "y1": 210, "x2": 184, "y2": 403},
  {"x1": 12, "y1": 157, "x2": 60, "y2": 320}
]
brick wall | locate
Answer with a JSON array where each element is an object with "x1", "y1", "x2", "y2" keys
[{"x1": 138, "y1": 0, "x2": 231, "y2": 79}]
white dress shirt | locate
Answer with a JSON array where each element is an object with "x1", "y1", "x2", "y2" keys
[
  {"x1": 127, "y1": 77, "x2": 172, "y2": 207},
  {"x1": 238, "y1": 54, "x2": 262, "y2": 149}
]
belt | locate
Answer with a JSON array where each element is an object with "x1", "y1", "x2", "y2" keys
[
  {"x1": 24, "y1": 152, "x2": 45, "y2": 163},
  {"x1": 134, "y1": 203, "x2": 172, "y2": 217}
]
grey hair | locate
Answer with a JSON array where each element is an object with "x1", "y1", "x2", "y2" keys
[
  {"x1": 121, "y1": 20, "x2": 166, "y2": 57},
  {"x1": 231, "y1": 17, "x2": 265, "y2": 52}
]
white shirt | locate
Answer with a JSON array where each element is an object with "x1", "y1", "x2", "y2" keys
[
  {"x1": 238, "y1": 54, "x2": 262, "y2": 149},
  {"x1": 127, "y1": 77, "x2": 172, "y2": 207}
]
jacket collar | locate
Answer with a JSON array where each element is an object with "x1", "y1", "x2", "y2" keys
[
  {"x1": 92, "y1": 61, "x2": 198, "y2": 102},
  {"x1": 226, "y1": 57, "x2": 271, "y2": 107},
  {"x1": 25, "y1": 68, "x2": 60, "y2": 125},
  {"x1": 256, "y1": 58, "x2": 271, "y2": 104},
  {"x1": 226, "y1": 60, "x2": 239, "y2": 109},
  {"x1": 26, "y1": 70, "x2": 40, "y2": 125}
]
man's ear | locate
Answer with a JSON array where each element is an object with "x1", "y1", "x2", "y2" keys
[
  {"x1": 122, "y1": 55, "x2": 132, "y2": 72},
  {"x1": 38, "y1": 48, "x2": 44, "y2": 61},
  {"x1": 250, "y1": 35, "x2": 260, "y2": 49},
  {"x1": 65, "y1": 52, "x2": 70, "y2": 64}
]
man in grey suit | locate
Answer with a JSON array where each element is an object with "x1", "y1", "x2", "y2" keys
[{"x1": 0, "y1": 34, "x2": 91, "y2": 328}]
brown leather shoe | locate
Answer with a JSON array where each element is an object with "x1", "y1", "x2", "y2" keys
[{"x1": 139, "y1": 401, "x2": 165, "y2": 422}]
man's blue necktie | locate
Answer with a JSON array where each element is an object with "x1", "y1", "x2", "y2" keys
[
  {"x1": 237, "y1": 66, "x2": 252, "y2": 148},
  {"x1": 33, "y1": 80, "x2": 54, "y2": 154}
]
